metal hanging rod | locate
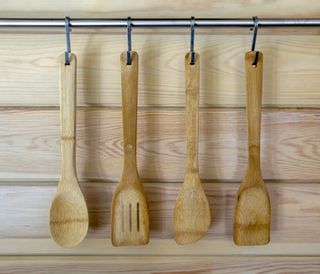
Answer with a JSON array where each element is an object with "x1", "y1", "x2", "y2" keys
[{"x1": 1, "y1": 18, "x2": 320, "y2": 28}]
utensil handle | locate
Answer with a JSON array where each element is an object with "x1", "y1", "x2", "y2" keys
[
  {"x1": 121, "y1": 51, "x2": 139, "y2": 177},
  {"x1": 245, "y1": 51, "x2": 263, "y2": 171},
  {"x1": 185, "y1": 52, "x2": 200, "y2": 173},
  {"x1": 60, "y1": 53, "x2": 77, "y2": 181}
]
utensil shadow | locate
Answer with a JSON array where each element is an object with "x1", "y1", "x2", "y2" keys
[
  {"x1": 79, "y1": 34, "x2": 109, "y2": 235},
  {"x1": 137, "y1": 35, "x2": 171, "y2": 238}
]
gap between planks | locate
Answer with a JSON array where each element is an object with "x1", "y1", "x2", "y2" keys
[
  {"x1": 0, "y1": 179, "x2": 320, "y2": 186},
  {"x1": 0, "y1": 106, "x2": 319, "y2": 110}
]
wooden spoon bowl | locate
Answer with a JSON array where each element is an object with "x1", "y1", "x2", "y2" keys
[{"x1": 50, "y1": 190, "x2": 88, "y2": 247}]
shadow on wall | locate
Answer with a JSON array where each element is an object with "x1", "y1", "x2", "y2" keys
[
  {"x1": 81, "y1": 33, "x2": 106, "y2": 233},
  {"x1": 139, "y1": 33, "x2": 168, "y2": 237}
]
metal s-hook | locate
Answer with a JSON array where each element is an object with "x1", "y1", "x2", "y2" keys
[
  {"x1": 64, "y1": 16, "x2": 71, "y2": 65},
  {"x1": 127, "y1": 17, "x2": 132, "y2": 65},
  {"x1": 190, "y1": 16, "x2": 195, "y2": 65},
  {"x1": 251, "y1": 16, "x2": 259, "y2": 52},
  {"x1": 251, "y1": 16, "x2": 259, "y2": 67}
]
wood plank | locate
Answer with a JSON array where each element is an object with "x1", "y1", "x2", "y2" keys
[
  {"x1": 1, "y1": 32, "x2": 320, "y2": 107},
  {"x1": 0, "y1": 239, "x2": 319, "y2": 256},
  {"x1": 1, "y1": 0, "x2": 320, "y2": 18},
  {"x1": 0, "y1": 256, "x2": 319, "y2": 273},
  {"x1": 0, "y1": 181, "x2": 319, "y2": 255},
  {"x1": 0, "y1": 108, "x2": 320, "y2": 181},
  {"x1": 1, "y1": 0, "x2": 320, "y2": 264}
]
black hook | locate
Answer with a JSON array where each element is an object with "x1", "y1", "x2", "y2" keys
[
  {"x1": 190, "y1": 16, "x2": 195, "y2": 65},
  {"x1": 64, "y1": 16, "x2": 71, "y2": 65},
  {"x1": 127, "y1": 17, "x2": 132, "y2": 65},
  {"x1": 251, "y1": 16, "x2": 259, "y2": 67}
]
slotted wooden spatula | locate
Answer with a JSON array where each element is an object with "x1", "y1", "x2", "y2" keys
[
  {"x1": 234, "y1": 51, "x2": 270, "y2": 245},
  {"x1": 50, "y1": 53, "x2": 89, "y2": 247},
  {"x1": 111, "y1": 51, "x2": 149, "y2": 246},
  {"x1": 174, "y1": 52, "x2": 211, "y2": 244}
]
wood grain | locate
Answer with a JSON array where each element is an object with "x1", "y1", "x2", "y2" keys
[
  {"x1": 0, "y1": 181, "x2": 319, "y2": 254},
  {"x1": 1, "y1": 33, "x2": 320, "y2": 107},
  {"x1": 1, "y1": 238, "x2": 320, "y2": 256},
  {"x1": 174, "y1": 53, "x2": 210, "y2": 244},
  {"x1": 234, "y1": 52, "x2": 271, "y2": 245},
  {"x1": 49, "y1": 53, "x2": 89, "y2": 247},
  {"x1": 112, "y1": 51, "x2": 149, "y2": 246},
  {"x1": 0, "y1": 256, "x2": 319, "y2": 274},
  {"x1": 0, "y1": 108, "x2": 320, "y2": 181},
  {"x1": 1, "y1": 0, "x2": 320, "y2": 267},
  {"x1": 1, "y1": 0, "x2": 320, "y2": 18}
]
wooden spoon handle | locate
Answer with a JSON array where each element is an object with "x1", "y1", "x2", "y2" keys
[
  {"x1": 185, "y1": 52, "x2": 200, "y2": 173},
  {"x1": 59, "y1": 53, "x2": 77, "y2": 181},
  {"x1": 245, "y1": 51, "x2": 263, "y2": 170},
  {"x1": 121, "y1": 51, "x2": 139, "y2": 177}
]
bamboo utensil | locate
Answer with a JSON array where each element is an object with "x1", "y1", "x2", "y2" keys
[
  {"x1": 111, "y1": 51, "x2": 149, "y2": 246},
  {"x1": 174, "y1": 52, "x2": 211, "y2": 244},
  {"x1": 50, "y1": 53, "x2": 89, "y2": 247},
  {"x1": 234, "y1": 51, "x2": 270, "y2": 245}
]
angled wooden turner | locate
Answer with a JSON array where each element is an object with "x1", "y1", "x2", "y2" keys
[
  {"x1": 234, "y1": 51, "x2": 271, "y2": 245},
  {"x1": 111, "y1": 51, "x2": 149, "y2": 246},
  {"x1": 50, "y1": 53, "x2": 89, "y2": 247},
  {"x1": 174, "y1": 52, "x2": 211, "y2": 244}
]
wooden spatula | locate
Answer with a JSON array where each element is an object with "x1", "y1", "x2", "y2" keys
[
  {"x1": 111, "y1": 51, "x2": 149, "y2": 246},
  {"x1": 50, "y1": 53, "x2": 89, "y2": 247},
  {"x1": 234, "y1": 51, "x2": 271, "y2": 245},
  {"x1": 174, "y1": 52, "x2": 211, "y2": 244}
]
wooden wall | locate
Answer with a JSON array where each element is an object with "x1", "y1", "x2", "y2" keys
[{"x1": 0, "y1": 1, "x2": 320, "y2": 273}]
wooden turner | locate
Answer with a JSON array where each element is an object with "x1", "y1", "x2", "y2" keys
[
  {"x1": 50, "y1": 53, "x2": 89, "y2": 247},
  {"x1": 234, "y1": 51, "x2": 271, "y2": 245},
  {"x1": 174, "y1": 52, "x2": 211, "y2": 244},
  {"x1": 111, "y1": 51, "x2": 149, "y2": 246}
]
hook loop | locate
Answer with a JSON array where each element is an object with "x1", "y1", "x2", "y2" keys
[
  {"x1": 127, "y1": 17, "x2": 132, "y2": 65},
  {"x1": 251, "y1": 16, "x2": 259, "y2": 67},
  {"x1": 64, "y1": 16, "x2": 71, "y2": 65},
  {"x1": 190, "y1": 16, "x2": 195, "y2": 65}
]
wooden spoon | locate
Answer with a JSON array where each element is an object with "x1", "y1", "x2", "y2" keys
[
  {"x1": 50, "y1": 53, "x2": 89, "y2": 247},
  {"x1": 111, "y1": 51, "x2": 149, "y2": 246},
  {"x1": 234, "y1": 51, "x2": 271, "y2": 245},
  {"x1": 174, "y1": 52, "x2": 211, "y2": 244}
]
